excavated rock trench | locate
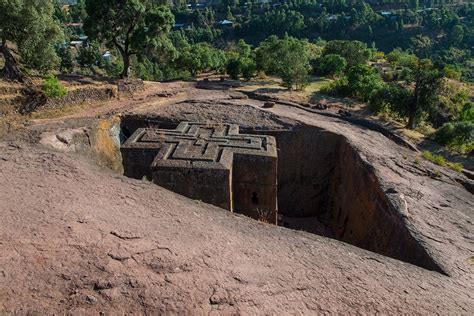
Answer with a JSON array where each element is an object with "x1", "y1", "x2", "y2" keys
[
  {"x1": 120, "y1": 117, "x2": 444, "y2": 274},
  {"x1": 265, "y1": 126, "x2": 444, "y2": 274}
]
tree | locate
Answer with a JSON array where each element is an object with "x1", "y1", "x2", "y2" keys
[
  {"x1": 77, "y1": 43, "x2": 100, "y2": 74},
  {"x1": 177, "y1": 43, "x2": 227, "y2": 76},
  {"x1": 239, "y1": 9, "x2": 305, "y2": 40},
  {"x1": 323, "y1": 40, "x2": 371, "y2": 68},
  {"x1": 226, "y1": 39, "x2": 256, "y2": 80},
  {"x1": 240, "y1": 57, "x2": 257, "y2": 81},
  {"x1": 57, "y1": 46, "x2": 74, "y2": 74},
  {"x1": 372, "y1": 59, "x2": 445, "y2": 129},
  {"x1": 449, "y1": 25, "x2": 464, "y2": 46},
  {"x1": 70, "y1": 0, "x2": 87, "y2": 23},
  {"x1": 236, "y1": 39, "x2": 252, "y2": 58},
  {"x1": 346, "y1": 64, "x2": 385, "y2": 102},
  {"x1": 0, "y1": 0, "x2": 63, "y2": 82},
  {"x1": 256, "y1": 36, "x2": 312, "y2": 90},
  {"x1": 84, "y1": 0, "x2": 174, "y2": 78},
  {"x1": 405, "y1": 59, "x2": 444, "y2": 129},
  {"x1": 314, "y1": 54, "x2": 347, "y2": 78},
  {"x1": 226, "y1": 58, "x2": 241, "y2": 79}
]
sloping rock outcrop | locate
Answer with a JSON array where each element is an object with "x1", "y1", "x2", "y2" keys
[{"x1": 0, "y1": 142, "x2": 473, "y2": 314}]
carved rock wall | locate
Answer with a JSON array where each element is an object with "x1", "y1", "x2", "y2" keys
[
  {"x1": 119, "y1": 117, "x2": 443, "y2": 272},
  {"x1": 269, "y1": 126, "x2": 443, "y2": 272}
]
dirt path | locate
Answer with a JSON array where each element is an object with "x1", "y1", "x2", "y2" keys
[{"x1": 27, "y1": 81, "x2": 194, "y2": 125}]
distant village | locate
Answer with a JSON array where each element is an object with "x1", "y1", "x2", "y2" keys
[{"x1": 60, "y1": 0, "x2": 468, "y2": 51}]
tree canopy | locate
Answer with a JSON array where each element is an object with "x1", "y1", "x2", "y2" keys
[
  {"x1": 256, "y1": 36, "x2": 315, "y2": 90},
  {"x1": 226, "y1": 40, "x2": 256, "y2": 81},
  {"x1": 404, "y1": 59, "x2": 445, "y2": 129},
  {"x1": 323, "y1": 40, "x2": 371, "y2": 68},
  {"x1": 0, "y1": 0, "x2": 63, "y2": 82},
  {"x1": 313, "y1": 54, "x2": 347, "y2": 78},
  {"x1": 84, "y1": 0, "x2": 174, "y2": 78},
  {"x1": 177, "y1": 42, "x2": 227, "y2": 76}
]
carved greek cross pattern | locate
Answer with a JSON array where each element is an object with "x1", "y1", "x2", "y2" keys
[
  {"x1": 131, "y1": 122, "x2": 269, "y2": 165},
  {"x1": 121, "y1": 121, "x2": 278, "y2": 224}
]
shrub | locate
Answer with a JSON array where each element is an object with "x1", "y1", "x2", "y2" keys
[
  {"x1": 443, "y1": 64, "x2": 462, "y2": 80},
  {"x1": 398, "y1": 67, "x2": 413, "y2": 81},
  {"x1": 133, "y1": 61, "x2": 153, "y2": 81},
  {"x1": 381, "y1": 70, "x2": 395, "y2": 82},
  {"x1": 41, "y1": 74, "x2": 67, "y2": 99},
  {"x1": 459, "y1": 102, "x2": 474, "y2": 122},
  {"x1": 281, "y1": 62, "x2": 309, "y2": 90},
  {"x1": 240, "y1": 57, "x2": 257, "y2": 81},
  {"x1": 434, "y1": 121, "x2": 474, "y2": 154},
  {"x1": 226, "y1": 58, "x2": 241, "y2": 80},
  {"x1": 313, "y1": 54, "x2": 347, "y2": 77},
  {"x1": 320, "y1": 77, "x2": 350, "y2": 97},
  {"x1": 369, "y1": 83, "x2": 396, "y2": 114},
  {"x1": 434, "y1": 123, "x2": 456, "y2": 144},
  {"x1": 422, "y1": 151, "x2": 446, "y2": 166},
  {"x1": 226, "y1": 57, "x2": 257, "y2": 81},
  {"x1": 346, "y1": 64, "x2": 385, "y2": 102},
  {"x1": 104, "y1": 57, "x2": 124, "y2": 77}
]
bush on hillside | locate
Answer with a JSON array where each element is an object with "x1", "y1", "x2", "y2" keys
[
  {"x1": 41, "y1": 74, "x2": 67, "y2": 99},
  {"x1": 320, "y1": 77, "x2": 350, "y2": 97},
  {"x1": 434, "y1": 121, "x2": 474, "y2": 154}
]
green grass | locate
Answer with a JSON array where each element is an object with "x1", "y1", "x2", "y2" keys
[
  {"x1": 422, "y1": 151, "x2": 446, "y2": 166},
  {"x1": 422, "y1": 151, "x2": 464, "y2": 173},
  {"x1": 448, "y1": 162, "x2": 464, "y2": 173},
  {"x1": 305, "y1": 76, "x2": 332, "y2": 93}
]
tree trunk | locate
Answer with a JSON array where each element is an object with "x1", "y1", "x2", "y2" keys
[
  {"x1": 121, "y1": 52, "x2": 130, "y2": 79},
  {"x1": 406, "y1": 60, "x2": 421, "y2": 129},
  {"x1": 406, "y1": 107, "x2": 416, "y2": 129},
  {"x1": 0, "y1": 42, "x2": 26, "y2": 83},
  {"x1": 406, "y1": 87, "x2": 419, "y2": 129}
]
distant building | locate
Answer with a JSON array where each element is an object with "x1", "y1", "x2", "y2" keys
[
  {"x1": 59, "y1": 0, "x2": 77, "y2": 4},
  {"x1": 102, "y1": 51, "x2": 112, "y2": 60},
  {"x1": 217, "y1": 20, "x2": 234, "y2": 27},
  {"x1": 70, "y1": 40, "x2": 83, "y2": 47},
  {"x1": 380, "y1": 11, "x2": 392, "y2": 17},
  {"x1": 64, "y1": 22, "x2": 83, "y2": 27},
  {"x1": 187, "y1": 3, "x2": 206, "y2": 9}
]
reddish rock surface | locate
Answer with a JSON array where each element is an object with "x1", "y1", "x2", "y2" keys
[
  {"x1": 0, "y1": 142, "x2": 473, "y2": 314},
  {"x1": 0, "y1": 81, "x2": 473, "y2": 313}
]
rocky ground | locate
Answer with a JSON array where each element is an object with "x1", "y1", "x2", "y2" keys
[{"x1": 0, "y1": 80, "x2": 473, "y2": 314}]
